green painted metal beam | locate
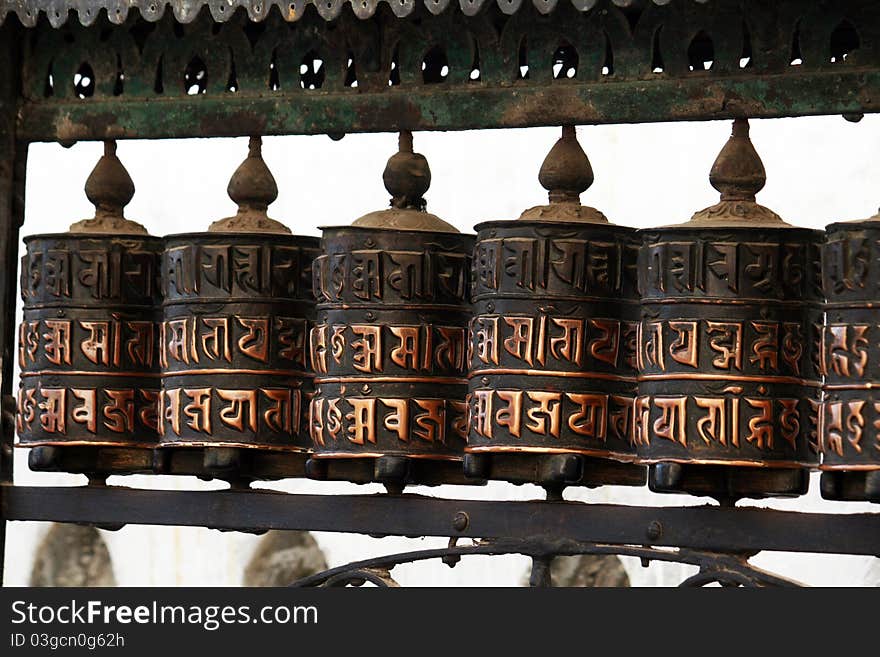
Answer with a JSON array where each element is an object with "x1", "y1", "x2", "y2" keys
[{"x1": 16, "y1": 68, "x2": 880, "y2": 142}]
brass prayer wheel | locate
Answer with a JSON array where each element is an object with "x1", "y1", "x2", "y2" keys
[
  {"x1": 158, "y1": 137, "x2": 319, "y2": 478},
  {"x1": 636, "y1": 119, "x2": 823, "y2": 500},
  {"x1": 465, "y1": 126, "x2": 646, "y2": 492},
  {"x1": 307, "y1": 132, "x2": 473, "y2": 488},
  {"x1": 17, "y1": 142, "x2": 162, "y2": 477},
  {"x1": 820, "y1": 208, "x2": 880, "y2": 502}
]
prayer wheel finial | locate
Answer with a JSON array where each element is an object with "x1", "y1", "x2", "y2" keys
[
  {"x1": 69, "y1": 140, "x2": 148, "y2": 234},
  {"x1": 209, "y1": 136, "x2": 291, "y2": 234},
  {"x1": 352, "y1": 132, "x2": 458, "y2": 232},
  {"x1": 688, "y1": 119, "x2": 788, "y2": 226},
  {"x1": 519, "y1": 126, "x2": 608, "y2": 223}
]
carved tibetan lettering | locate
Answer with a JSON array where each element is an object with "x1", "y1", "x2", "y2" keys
[
  {"x1": 706, "y1": 321, "x2": 743, "y2": 371},
  {"x1": 549, "y1": 318, "x2": 584, "y2": 366},
  {"x1": 237, "y1": 317, "x2": 269, "y2": 362},
  {"x1": 39, "y1": 388, "x2": 66, "y2": 434},
  {"x1": 19, "y1": 321, "x2": 39, "y2": 367},
  {"x1": 550, "y1": 239, "x2": 587, "y2": 290},
  {"x1": 326, "y1": 398, "x2": 343, "y2": 441},
  {"x1": 310, "y1": 325, "x2": 328, "y2": 374},
  {"x1": 217, "y1": 389, "x2": 258, "y2": 433},
  {"x1": 503, "y1": 238, "x2": 545, "y2": 291},
  {"x1": 413, "y1": 399, "x2": 445, "y2": 443},
  {"x1": 778, "y1": 399, "x2": 801, "y2": 451},
  {"x1": 161, "y1": 389, "x2": 181, "y2": 436},
  {"x1": 609, "y1": 396, "x2": 634, "y2": 444},
  {"x1": 79, "y1": 250, "x2": 117, "y2": 299},
  {"x1": 346, "y1": 398, "x2": 376, "y2": 445},
  {"x1": 653, "y1": 397, "x2": 687, "y2": 446},
  {"x1": 475, "y1": 240, "x2": 500, "y2": 291},
  {"x1": 668, "y1": 321, "x2": 699, "y2": 368},
  {"x1": 43, "y1": 320, "x2": 72, "y2": 366},
  {"x1": 329, "y1": 325, "x2": 346, "y2": 365},
  {"x1": 182, "y1": 388, "x2": 212, "y2": 434},
  {"x1": 350, "y1": 251, "x2": 382, "y2": 301},
  {"x1": 167, "y1": 319, "x2": 190, "y2": 365},
  {"x1": 471, "y1": 389, "x2": 493, "y2": 439},
  {"x1": 745, "y1": 398, "x2": 773, "y2": 450},
  {"x1": 449, "y1": 400, "x2": 468, "y2": 442},
  {"x1": 389, "y1": 326, "x2": 420, "y2": 370},
  {"x1": 436, "y1": 327, "x2": 466, "y2": 373},
  {"x1": 781, "y1": 323, "x2": 804, "y2": 376},
  {"x1": 201, "y1": 318, "x2": 232, "y2": 362},
  {"x1": 705, "y1": 243, "x2": 738, "y2": 294},
  {"x1": 351, "y1": 325, "x2": 382, "y2": 373},
  {"x1": 139, "y1": 390, "x2": 159, "y2": 432},
  {"x1": 309, "y1": 397, "x2": 324, "y2": 446},
  {"x1": 263, "y1": 389, "x2": 293, "y2": 434},
  {"x1": 695, "y1": 397, "x2": 726, "y2": 446},
  {"x1": 589, "y1": 319, "x2": 620, "y2": 367},
  {"x1": 643, "y1": 321, "x2": 665, "y2": 371},
  {"x1": 525, "y1": 392, "x2": 561, "y2": 438},
  {"x1": 126, "y1": 321, "x2": 154, "y2": 368},
  {"x1": 474, "y1": 316, "x2": 500, "y2": 366},
  {"x1": 276, "y1": 318, "x2": 306, "y2": 367},
  {"x1": 567, "y1": 393, "x2": 607, "y2": 440},
  {"x1": 199, "y1": 244, "x2": 232, "y2": 293},
  {"x1": 44, "y1": 250, "x2": 71, "y2": 297},
  {"x1": 103, "y1": 389, "x2": 135, "y2": 433},
  {"x1": 826, "y1": 400, "x2": 865, "y2": 456},
  {"x1": 17, "y1": 388, "x2": 37, "y2": 433},
  {"x1": 232, "y1": 245, "x2": 265, "y2": 294},
  {"x1": 382, "y1": 398, "x2": 410, "y2": 442},
  {"x1": 750, "y1": 322, "x2": 779, "y2": 371},
  {"x1": 633, "y1": 396, "x2": 652, "y2": 446},
  {"x1": 387, "y1": 251, "x2": 426, "y2": 299},
  {"x1": 495, "y1": 390, "x2": 523, "y2": 438},
  {"x1": 71, "y1": 388, "x2": 97, "y2": 433}
]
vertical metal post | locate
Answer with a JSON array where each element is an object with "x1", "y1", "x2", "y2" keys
[{"x1": 0, "y1": 21, "x2": 26, "y2": 586}]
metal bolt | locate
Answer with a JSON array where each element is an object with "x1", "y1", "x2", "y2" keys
[
  {"x1": 452, "y1": 511, "x2": 469, "y2": 532},
  {"x1": 646, "y1": 520, "x2": 663, "y2": 541}
]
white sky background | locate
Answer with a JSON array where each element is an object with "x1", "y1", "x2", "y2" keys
[{"x1": 5, "y1": 116, "x2": 880, "y2": 586}]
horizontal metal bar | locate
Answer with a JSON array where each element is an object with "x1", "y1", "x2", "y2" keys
[
  {"x1": 16, "y1": 69, "x2": 879, "y2": 142},
  {"x1": 2, "y1": 484, "x2": 878, "y2": 556}
]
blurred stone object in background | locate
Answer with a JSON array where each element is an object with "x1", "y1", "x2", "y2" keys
[
  {"x1": 30, "y1": 523, "x2": 116, "y2": 587},
  {"x1": 243, "y1": 531, "x2": 328, "y2": 586}
]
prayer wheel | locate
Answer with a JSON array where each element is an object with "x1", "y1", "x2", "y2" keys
[
  {"x1": 307, "y1": 132, "x2": 473, "y2": 489},
  {"x1": 465, "y1": 126, "x2": 646, "y2": 493},
  {"x1": 157, "y1": 137, "x2": 319, "y2": 480},
  {"x1": 636, "y1": 119, "x2": 822, "y2": 500},
  {"x1": 17, "y1": 142, "x2": 162, "y2": 478},
  {"x1": 820, "y1": 208, "x2": 880, "y2": 502}
]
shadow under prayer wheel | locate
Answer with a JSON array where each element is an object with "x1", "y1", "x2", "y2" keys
[
  {"x1": 820, "y1": 209, "x2": 880, "y2": 503},
  {"x1": 307, "y1": 132, "x2": 474, "y2": 490},
  {"x1": 465, "y1": 126, "x2": 646, "y2": 494},
  {"x1": 17, "y1": 141, "x2": 163, "y2": 479},
  {"x1": 636, "y1": 119, "x2": 822, "y2": 501},
  {"x1": 157, "y1": 137, "x2": 320, "y2": 482}
]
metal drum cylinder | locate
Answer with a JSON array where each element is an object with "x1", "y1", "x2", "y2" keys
[
  {"x1": 307, "y1": 132, "x2": 473, "y2": 489},
  {"x1": 17, "y1": 142, "x2": 162, "y2": 478},
  {"x1": 820, "y1": 210, "x2": 880, "y2": 502},
  {"x1": 636, "y1": 120, "x2": 822, "y2": 500},
  {"x1": 157, "y1": 137, "x2": 319, "y2": 481},
  {"x1": 465, "y1": 127, "x2": 645, "y2": 492}
]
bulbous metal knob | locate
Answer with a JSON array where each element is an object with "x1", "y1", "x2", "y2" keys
[
  {"x1": 352, "y1": 131, "x2": 458, "y2": 233},
  {"x1": 209, "y1": 136, "x2": 291, "y2": 234},
  {"x1": 69, "y1": 141, "x2": 148, "y2": 234},
  {"x1": 688, "y1": 118, "x2": 788, "y2": 227},
  {"x1": 519, "y1": 125, "x2": 608, "y2": 223}
]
